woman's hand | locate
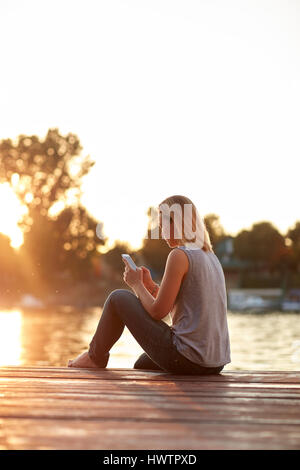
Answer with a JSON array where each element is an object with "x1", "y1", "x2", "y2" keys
[
  {"x1": 140, "y1": 266, "x2": 155, "y2": 290},
  {"x1": 141, "y1": 266, "x2": 159, "y2": 297},
  {"x1": 123, "y1": 260, "x2": 143, "y2": 289}
]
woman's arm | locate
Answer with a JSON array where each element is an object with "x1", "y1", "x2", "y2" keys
[
  {"x1": 140, "y1": 266, "x2": 160, "y2": 298},
  {"x1": 144, "y1": 281, "x2": 160, "y2": 298},
  {"x1": 132, "y1": 282, "x2": 158, "y2": 318},
  {"x1": 129, "y1": 249, "x2": 189, "y2": 321},
  {"x1": 150, "y1": 283, "x2": 160, "y2": 298}
]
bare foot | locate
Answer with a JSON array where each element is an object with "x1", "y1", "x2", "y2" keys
[{"x1": 67, "y1": 351, "x2": 99, "y2": 368}]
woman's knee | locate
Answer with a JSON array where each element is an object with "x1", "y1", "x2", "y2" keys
[
  {"x1": 133, "y1": 352, "x2": 150, "y2": 369},
  {"x1": 133, "y1": 353, "x2": 145, "y2": 369},
  {"x1": 108, "y1": 288, "x2": 135, "y2": 304},
  {"x1": 133, "y1": 352, "x2": 164, "y2": 371},
  {"x1": 106, "y1": 289, "x2": 138, "y2": 317}
]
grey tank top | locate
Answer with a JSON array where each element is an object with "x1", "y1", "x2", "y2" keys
[{"x1": 170, "y1": 245, "x2": 231, "y2": 367}]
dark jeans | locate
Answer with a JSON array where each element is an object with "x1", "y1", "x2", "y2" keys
[{"x1": 88, "y1": 289, "x2": 224, "y2": 376}]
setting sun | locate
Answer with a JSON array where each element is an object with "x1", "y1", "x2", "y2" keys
[{"x1": 0, "y1": 183, "x2": 27, "y2": 249}]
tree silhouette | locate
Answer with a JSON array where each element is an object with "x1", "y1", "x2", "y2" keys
[
  {"x1": 19, "y1": 205, "x2": 104, "y2": 285},
  {"x1": 234, "y1": 221, "x2": 287, "y2": 270},
  {"x1": 286, "y1": 221, "x2": 300, "y2": 270},
  {"x1": 0, "y1": 128, "x2": 94, "y2": 226},
  {"x1": 204, "y1": 213, "x2": 227, "y2": 248},
  {"x1": 0, "y1": 233, "x2": 20, "y2": 297},
  {"x1": 102, "y1": 241, "x2": 133, "y2": 276},
  {"x1": 0, "y1": 128, "x2": 106, "y2": 290}
]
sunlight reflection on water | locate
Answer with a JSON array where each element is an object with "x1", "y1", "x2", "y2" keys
[
  {"x1": 0, "y1": 308, "x2": 300, "y2": 370},
  {"x1": 0, "y1": 310, "x2": 22, "y2": 366}
]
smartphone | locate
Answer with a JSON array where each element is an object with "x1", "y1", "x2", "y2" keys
[{"x1": 121, "y1": 254, "x2": 137, "y2": 271}]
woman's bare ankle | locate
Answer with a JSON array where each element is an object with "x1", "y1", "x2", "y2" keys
[{"x1": 67, "y1": 350, "x2": 99, "y2": 368}]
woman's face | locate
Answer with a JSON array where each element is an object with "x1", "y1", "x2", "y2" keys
[{"x1": 159, "y1": 209, "x2": 182, "y2": 248}]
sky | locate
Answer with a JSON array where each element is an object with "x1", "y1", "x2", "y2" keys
[{"x1": 0, "y1": 0, "x2": 299, "y2": 250}]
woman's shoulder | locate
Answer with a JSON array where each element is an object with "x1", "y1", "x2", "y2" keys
[
  {"x1": 169, "y1": 246, "x2": 190, "y2": 262},
  {"x1": 176, "y1": 245, "x2": 208, "y2": 256},
  {"x1": 176, "y1": 246, "x2": 220, "y2": 271},
  {"x1": 168, "y1": 247, "x2": 190, "y2": 269}
]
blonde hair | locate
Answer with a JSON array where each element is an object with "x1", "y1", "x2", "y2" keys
[{"x1": 158, "y1": 195, "x2": 214, "y2": 252}]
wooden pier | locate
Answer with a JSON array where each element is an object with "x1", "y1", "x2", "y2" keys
[{"x1": 0, "y1": 367, "x2": 299, "y2": 450}]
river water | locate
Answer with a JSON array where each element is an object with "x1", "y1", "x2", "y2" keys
[{"x1": 0, "y1": 307, "x2": 300, "y2": 371}]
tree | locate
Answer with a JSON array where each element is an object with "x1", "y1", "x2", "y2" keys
[
  {"x1": 204, "y1": 213, "x2": 226, "y2": 248},
  {"x1": 234, "y1": 221, "x2": 287, "y2": 270},
  {"x1": 286, "y1": 221, "x2": 300, "y2": 270},
  {"x1": 102, "y1": 241, "x2": 133, "y2": 275},
  {"x1": 0, "y1": 128, "x2": 93, "y2": 220},
  {"x1": 0, "y1": 128, "x2": 106, "y2": 289},
  {"x1": 0, "y1": 233, "x2": 20, "y2": 294},
  {"x1": 19, "y1": 205, "x2": 105, "y2": 286}
]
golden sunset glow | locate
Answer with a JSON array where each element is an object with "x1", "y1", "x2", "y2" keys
[
  {"x1": 0, "y1": 310, "x2": 22, "y2": 366},
  {"x1": 0, "y1": 0, "x2": 299, "y2": 383},
  {"x1": 0, "y1": 0, "x2": 298, "y2": 251},
  {"x1": 0, "y1": 183, "x2": 27, "y2": 249}
]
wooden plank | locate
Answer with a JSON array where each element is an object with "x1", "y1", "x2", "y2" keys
[
  {"x1": 1, "y1": 391, "x2": 299, "y2": 406},
  {"x1": 1, "y1": 376, "x2": 300, "y2": 392},
  {"x1": 1, "y1": 398, "x2": 300, "y2": 425},
  {"x1": 1, "y1": 386, "x2": 300, "y2": 399},
  {"x1": 0, "y1": 367, "x2": 300, "y2": 450},
  {"x1": 2, "y1": 379, "x2": 300, "y2": 400},
  {"x1": 1, "y1": 367, "x2": 300, "y2": 383},
  {"x1": 1, "y1": 418, "x2": 300, "y2": 450}
]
